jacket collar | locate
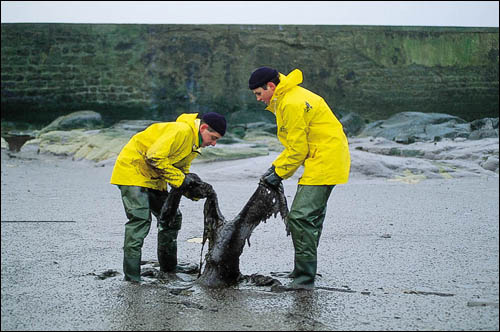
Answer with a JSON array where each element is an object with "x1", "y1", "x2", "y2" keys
[
  {"x1": 175, "y1": 113, "x2": 201, "y2": 151},
  {"x1": 266, "y1": 69, "x2": 303, "y2": 113}
]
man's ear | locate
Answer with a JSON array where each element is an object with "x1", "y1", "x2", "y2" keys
[
  {"x1": 267, "y1": 82, "x2": 277, "y2": 92},
  {"x1": 199, "y1": 123, "x2": 208, "y2": 132}
]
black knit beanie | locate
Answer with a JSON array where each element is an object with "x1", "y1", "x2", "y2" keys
[
  {"x1": 202, "y1": 112, "x2": 226, "y2": 136},
  {"x1": 248, "y1": 66, "x2": 279, "y2": 90}
]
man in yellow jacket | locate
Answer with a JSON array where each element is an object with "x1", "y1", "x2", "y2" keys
[
  {"x1": 110, "y1": 112, "x2": 226, "y2": 282},
  {"x1": 249, "y1": 67, "x2": 351, "y2": 290}
]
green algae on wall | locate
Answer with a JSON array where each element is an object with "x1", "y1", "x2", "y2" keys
[
  {"x1": 1, "y1": 24, "x2": 498, "y2": 125},
  {"x1": 354, "y1": 28, "x2": 497, "y2": 67}
]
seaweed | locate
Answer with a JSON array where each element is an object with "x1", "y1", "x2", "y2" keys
[{"x1": 160, "y1": 175, "x2": 288, "y2": 288}]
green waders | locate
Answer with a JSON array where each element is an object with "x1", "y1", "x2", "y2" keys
[
  {"x1": 119, "y1": 185, "x2": 181, "y2": 281},
  {"x1": 286, "y1": 184, "x2": 335, "y2": 289},
  {"x1": 157, "y1": 210, "x2": 182, "y2": 273}
]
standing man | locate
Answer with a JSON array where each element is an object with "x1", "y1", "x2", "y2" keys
[
  {"x1": 110, "y1": 112, "x2": 226, "y2": 282},
  {"x1": 248, "y1": 67, "x2": 351, "y2": 290}
]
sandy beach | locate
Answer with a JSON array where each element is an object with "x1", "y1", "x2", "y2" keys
[{"x1": 1, "y1": 148, "x2": 499, "y2": 331}]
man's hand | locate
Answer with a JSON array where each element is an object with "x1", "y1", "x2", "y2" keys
[
  {"x1": 261, "y1": 166, "x2": 282, "y2": 188},
  {"x1": 179, "y1": 173, "x2": 198, "y2": 192},
  {"x1": 179, "y1": 173, "x2": 207, "y2": 201},
  {"x1": 262, "y1": 165, "x2": 275, "y2": 178}
]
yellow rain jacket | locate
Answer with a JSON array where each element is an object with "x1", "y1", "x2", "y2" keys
[
  {"x1": 266, "y1": 69, "x2": 351, "y2": 185},
  {"x1": 110, "y1": 113, "x2": 201, "y2": 191}
]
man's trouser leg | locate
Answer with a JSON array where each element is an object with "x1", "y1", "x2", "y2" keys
[
  {"x1": 287, "y1": 184, "x2": 334, "y2": 289},
  {"x1": 157, "y1": 208, "x2": 182, "y2": 273},
  {"x1": 119, "y1": 185, "x2": 155, "y2": 282},
  {"x1": 139, "y1": 187, "x2": 183, "y2": 273}
]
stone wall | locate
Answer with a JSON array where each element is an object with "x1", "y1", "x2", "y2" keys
[{"x1": 1, "y1": 24, "x2": 498, "y2": 125}]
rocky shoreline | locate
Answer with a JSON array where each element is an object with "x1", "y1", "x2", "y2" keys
[{"x1": 1, "y1": 110, "x2": 498, "y2": 181}]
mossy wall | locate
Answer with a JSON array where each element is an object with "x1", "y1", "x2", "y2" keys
[{"x1": 1, "y1": 23, "x2": 498, "y2": 125}]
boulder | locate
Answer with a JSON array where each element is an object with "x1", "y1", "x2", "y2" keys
[
  {"x1": 359, "y1": 112, "x2": 470, "y2": 143},
  {"x1": 340, "y1": 112, "x2": 366, "y2": 137},
  {"x1": 38, "y1": 111, "x2": 104, "y2": 135},
  {"x1": 468, "y1": 118, "x2": 499, "y2": 140}
]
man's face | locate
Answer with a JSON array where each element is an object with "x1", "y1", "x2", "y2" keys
[
  {"x1": 252, "y1": 83, "x2": 276, "y2": 106},
  {"x1": 200, "y1": 124, "x2": 222, "y2": 147}
]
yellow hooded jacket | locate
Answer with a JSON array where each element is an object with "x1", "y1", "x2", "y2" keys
[
  {"x1": 110, "y1": 113, "x2": 201, "y2": 191},
  {"x1": 266, "y1": 69, "x2": 351, "y2": 185}
]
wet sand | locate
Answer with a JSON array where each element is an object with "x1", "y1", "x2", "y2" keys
[{"x1": 1, "y1": 148, "x2": 499, "y2": 331}]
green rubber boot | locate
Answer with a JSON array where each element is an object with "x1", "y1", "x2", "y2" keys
[
  {"x1": 155, "y1": 193, "x2": 199, "y2": 274},
  {"x1": 123, "y1": 256, "x2": 142, "y2": 282},
  {"x1": 288, "y1": 260, "x2": 317, "y2": 290},
  {"x1": 272, "y1": 260, "x2": 317, "y2": 292},
  {"x1": 158, "y1": 242, "x2": 199, "y2": 274}
]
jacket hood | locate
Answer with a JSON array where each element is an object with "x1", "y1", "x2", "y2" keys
[
  {"x1": 266, "y1": 69, "x2": 303, "y2": 112},
  {"x1": 176, "y1": 113, "x2": 200, "y2": 147},
  {"x1": 276, "y1": 69, "x2": 303, "y2": 96}
]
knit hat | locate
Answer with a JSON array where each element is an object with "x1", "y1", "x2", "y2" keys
[
  {"x1": 202, "y1": 112, "x2": 226, "y2": 136},
  {"x1": 248, "y1": 66, "x2": 279, "y2": 90}
]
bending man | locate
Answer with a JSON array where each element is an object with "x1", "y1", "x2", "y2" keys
[
  {"x1": 248, "y1": 67, "x2": 351, "y2": 290},
  {"x1": 110, "y1": 112, "x2": 226, "y2": 282}
]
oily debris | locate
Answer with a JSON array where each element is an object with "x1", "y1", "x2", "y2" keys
[{"x1": 159, "y1": 175, "x2": 289, "y2": 288}]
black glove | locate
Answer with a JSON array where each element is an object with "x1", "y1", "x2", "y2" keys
[
  {"x1": 179, "y1": 173, "x2": 204, "y2": 201},
  {"x1": 179, "y1": 173, "x2": 197, "y2": 192},
  {"x1": 261, "y1": 166, "x2": 282, "y2": 188},
  {"x1": 262, "y1": 166, "x2": 276, "y2": 178}
]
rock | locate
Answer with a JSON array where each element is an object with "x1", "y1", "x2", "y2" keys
[
  {"x1": 11, "y1": 112, "x2": 499, "y2": 181},
  {"x1": 1, "y1": 137, "x2": 8, "y2": 150},
  {"x1": 228, "y1": 110, "x2": 275, "y2": 125},
  {"x1": 359, "y1": 112, "x2": 469, "y2": 143},
  {"x1": 349, "y1": 136, "x2": 499, "y2": 180},
  {"x1": 340, "y1": 112, "x2": 366, "y2": 137},
  {"x1": 470, "y1": 117, "x2": 499, "y2": 131},
  {"x1": 22, "y1": 128, "x2": 134, "y2": 162},
  {"x1": 193, "y1": 143, "x2": 269, "y2": 163},
  {"x1": 480, "y1": 156, "x2": 499, "y2": 172},
  {"x1": 469, "y1": 129, "x2": 499, "y2": 140},
  {"x1": 21, "y1": 124, "x2": 271, "y2": 164},
  {"x1": 110, "y1": 119, "x2": 159, "y2": 132},
  {"x1": 38, "y1": 111, "x2": 104, "y2": 135},
  {"x1": 468, "y1": 117, "x2": 499, "y2": 140}
]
